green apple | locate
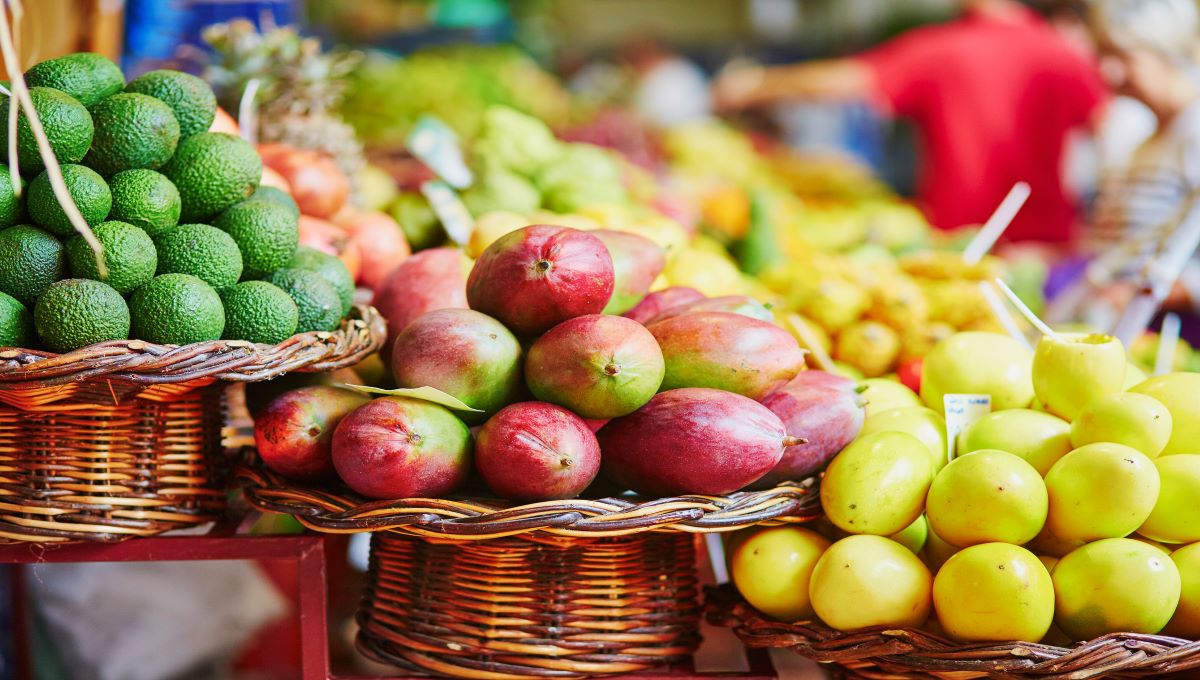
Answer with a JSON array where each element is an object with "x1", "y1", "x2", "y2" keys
[
  {"x1": 1166, "y1": 543, "x2": 1200, "y2": 637},
  {"x1": 1139, "y1": 455, "x2": 1200, "y2": 544},
  {"x1": 934, "y1": 543, "x2": 1054, "y2": 642},
  {"x1": 920, "y1": 332, "x2": 1034, "y2": 413},
  {"x1": 1044, "y1": 443, "x2": 1160, "y2": 543},
  {"x1": 1053, "y1": 538, "x2": 1180, "y2": 640},
  {"x1": 1070, "y1": 392, "x2": 1172, "y2": 458},
  {"x1": 1130, "y1": 372, "x2": 1200, "y2": 456},
  {"x1": 820, "y1": 431, "x2": 932, "y2": 536},
  {"x1": 926, "y1": 449, "x2": 1047, "y2": 547},
  {"x1": 958, "y1": 409, "x2": 1072, "y2": 476},
  {"x1": 889, "y1": 514, "x2": 929, "y2": 554},
  {"x1": 860, "y1": 406, "x2": 947, "y2": 473},
  {"x1": 1032, "y1": 332, "x2": 1126, "y2": 421},
  {"x1": 859, "y1": 378, "x2": 921, "y2": 417}
]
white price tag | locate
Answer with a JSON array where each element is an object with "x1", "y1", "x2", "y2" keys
[
  {"x1": 420, "y1": 180, "x2": 474, "y2": 246},
  {"x1": 943, "y1": 394, "x2": 991, "y2": 464},
  {"x1": 407, "y1": 115, "x2": 473, "y2": 189}
]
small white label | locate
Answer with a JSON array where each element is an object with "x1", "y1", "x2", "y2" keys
[
  {"x1": 943, "y1": 393, "x2": 991, "y2": 463},
  {"x1": 420, "y1": 180, "x2": 473, "y2": 246},
  {"x1": 407, "y1": 116, "x2": 473, "y2": 189}
]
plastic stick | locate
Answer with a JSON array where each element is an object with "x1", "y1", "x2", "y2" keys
[
  {"x1": 963, "y1": 182, "x2": 1030, "y2": 265},
  {"x1": 979, "y1": 282, "x2": 1033, "y2": 351},
  {"x1": 1155, "y1": 313, "x2": 1181, "y2": 376},
  {"x1": 238, "y1": 78, "x2": 261, "y2": 145},
  {"x1": 994, "y1": 278, "x2": 1059, "y2": 340}
]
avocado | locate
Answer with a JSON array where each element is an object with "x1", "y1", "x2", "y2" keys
[
  {"x1": 163, "y1": 132, "x2": 262, "y2": 222},
  {"x1": 213, "y1": 199, "x2": 298, "y2": 279},
  {"x1": 0, "y1": 87, "x2": 93, "y2": 173},
  {"x1": 25, "y1": 52, "x2": 124, "y2": 107},
  {"x1": 84, "y1": 93, "x2": 181, "y2": 176},
  {"x1": 107, "y1": 169, "x2": 181, "y2": 236},
  {"x1": 0, "y1": 291, "x2": 32, "y2": 347},
  {"x1": 125, "y1": 70, "x2": 217, "y2": 138},
  {"x1": 221, "y1": 280, "x2": 299, "y2": 345},
  {"x1": 288, "y1": 245, "x2": 354, "y2": 316},
  {"x1": 34, "y1": 278, "x2": 130, "y2": 353},
  {"x1": 155, "y1": 223, "x2": 242, "y2": 290},
  {"x1": 27, "y1": 164, "x2": 111, "y2": 236},
  {"x1": 129, "y1": 273, "x2": 225, "y2": 345},
  {"x1": 265, "y1": 268, "x2": 342, "y2": 333},
  {"x1": 65, "y1": 220, "x2": 157, "y2": 294},
  {"x1": 0, "y1": 225, "x2": 65, "y2": 305}
]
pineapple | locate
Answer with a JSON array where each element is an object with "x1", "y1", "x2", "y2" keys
[{"x1": 203, "y1": 19, "x2": 366, "y2": 201}]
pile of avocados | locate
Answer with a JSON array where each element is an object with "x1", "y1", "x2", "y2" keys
[{"x1": 0, "y1": 53, "x2": 354, "y2": 354}]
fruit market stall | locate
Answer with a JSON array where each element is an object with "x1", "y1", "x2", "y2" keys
[{"x1": 10, "y1": 1, "x2": 1200, "y2": 679}]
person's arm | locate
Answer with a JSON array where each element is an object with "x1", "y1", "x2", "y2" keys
[{"x1": 713, "y1": 58, "x2": 875, "y2": 111}]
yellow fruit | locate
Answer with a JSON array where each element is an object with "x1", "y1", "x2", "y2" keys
[
  {"x1": 1129, "y1": 373, "x2": 1200, "y2": 456},
  {"x1": 900, "y1": 322, "x2": 955, "y2": 363},
  {"x1": 663, "y1": 248, "x2": 745, "y2": 297},
  {"x1": 1044, "y1": 443, "x2": 1160, "y2": 543},
  {"x1": 1053, "y1": 538, "x2": 1180, "y2": 640},
  {"x1": 920, "y1": 332, "x2": 1034, "y2": 413},
  {"x1": 821, "y1": 431, "x2": 932, "y2": 536},
  {"x1": 780, "y1": 313, "x2": 833, "y2": 358},
  {"x1": 619, "y1": 216, "x2": 690, "y2": 262},
  {"x1": 860, "y1": 406, "x2": 947, "y2": 474},
  {"x1": 809, "y1": 535, "x2": 932, "y2": 630},
  {"x1": 731, "y1": 526, "x2": 830, "y2": 622},
  {"x1": 1033, "y1": 333, "x2": 1126, "y2": 422},
  {"x1": 833, "y1": 321, "x2": 901, "y2": 378},
  {"x1": 1038, "y1": 554, "x2": 1059, "y2": 573},
  {"x1": 867, "y1": 277, "x2": 929, "y2": 330},
  {"x1": 860, "y1": 378, "x2": 921, "y2": 417},
  {"x1": 798, "y1": 279, "x2": 870, "y2": 332},
  {"x1": 526, "y1": 210, "x2": 602, "y2": 233},
  {"x1": 1124, "y1": 362, "x2": 1148, "y2": 390},
  {"x1": 468, "y1": 210, "x2": 529, "y2": 258},
  {"x1": 958, "y1": 409, "x2": 1072, "y2": 476},
  {"x1": 1139, "y1": 455, "x2": 1200, "y2": 544},
  {"x1": 933, "y1": 543, "x2": 1054, "y2": 642},
  {"x1": 926, "y1": 450, "x2": 1047, "y2": 547},
  {"x1": 701, "y1": 183, "x2": 751, "y2": 239},
  {"x1": 1165, "y1": 543, "x2": 1200, "y2": 637},
  {"x1": 1071, "y1": 392, "x2": 1172, "y2": 457}
]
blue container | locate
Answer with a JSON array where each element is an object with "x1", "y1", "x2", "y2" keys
[{"x1": 123, "y1": 0, "x2": 299, "y2": 75}]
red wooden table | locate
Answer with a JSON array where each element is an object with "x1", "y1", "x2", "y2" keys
[{"x1": 0, "y1": 533, "x2": 778, "y2": 680}]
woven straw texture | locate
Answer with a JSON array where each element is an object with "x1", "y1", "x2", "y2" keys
[
  {"x1": 357, "y1": 531, "x2": 701, "y2": 679},
  {"x1": 706, "y1": 585, "x2": 1200, "y2": 679},
  {"x1": 238, "y1": 462, "x2": 822, "y2": 540},
  {"x1": 0, "y1": 305, "x2": 385, "y2": 542}
]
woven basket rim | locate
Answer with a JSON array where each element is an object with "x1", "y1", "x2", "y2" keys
[
  {"x1": 0, "y1": 303, "x2": 386, "y2": 387},
  {"x1": 705, "y1": 584, "x2": 1200, "y2": 678},
  {"x1": 237, "y1": 458, "x2": 822, "y2": 539}
]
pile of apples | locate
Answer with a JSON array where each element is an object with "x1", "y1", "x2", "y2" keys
[
  {"x1": 252, "y1": 223, "x2": 869, "y2": 503},
  {"x1": 732, "y1": 329, "x2": 1200, "y2": 644}
]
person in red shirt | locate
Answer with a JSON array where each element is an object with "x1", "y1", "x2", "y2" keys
[{"x1": 714, "y1": 0, "x2": 1107, "y2": 244}]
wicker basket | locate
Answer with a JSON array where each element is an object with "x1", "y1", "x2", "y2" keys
[
  {"x1": 0, "y1": 304, "x2": 385, "y2": 543},
  {"x1": 706, "y1": 584, "x2": 1200, "y2": 679},
  {"x1": 239, "y1": 460, "x2": 821, "y2": 677},
  {"x1": 358, "y1": 531, "x2": 701, "y2": 679}
]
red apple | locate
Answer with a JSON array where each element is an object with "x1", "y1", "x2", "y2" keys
[
  {"x1": 475, "y1": 402, "x2": 601, "y2": 501},
  {"x1": 466, "y1": 225, "x2": 614, "y2": 336},
  {"x1": 331, "y1": 397, "x2": 473, "y2": 499},
  {"x1": 254, "y1": 386, "x2": 370, "y2": 480}
]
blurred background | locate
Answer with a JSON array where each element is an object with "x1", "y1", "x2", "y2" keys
[{"x1": 8, "y1": 0, "x2": 1200, "y2": 678}]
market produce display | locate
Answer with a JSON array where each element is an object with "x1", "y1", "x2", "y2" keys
[
  {"x1": 252, "y1": 222, "x2": 847, "y2": 502},
  {"x1": 0, "y1": 52, "x2": 363, "y2": 352},
  {"x1": 731, "y1": 329, "x2": 1200, "y2": 645}
]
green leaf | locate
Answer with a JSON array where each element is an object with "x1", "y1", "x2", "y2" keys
[{"x1": 342, "y1": 384, "x2": 484, "y2": 412}]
